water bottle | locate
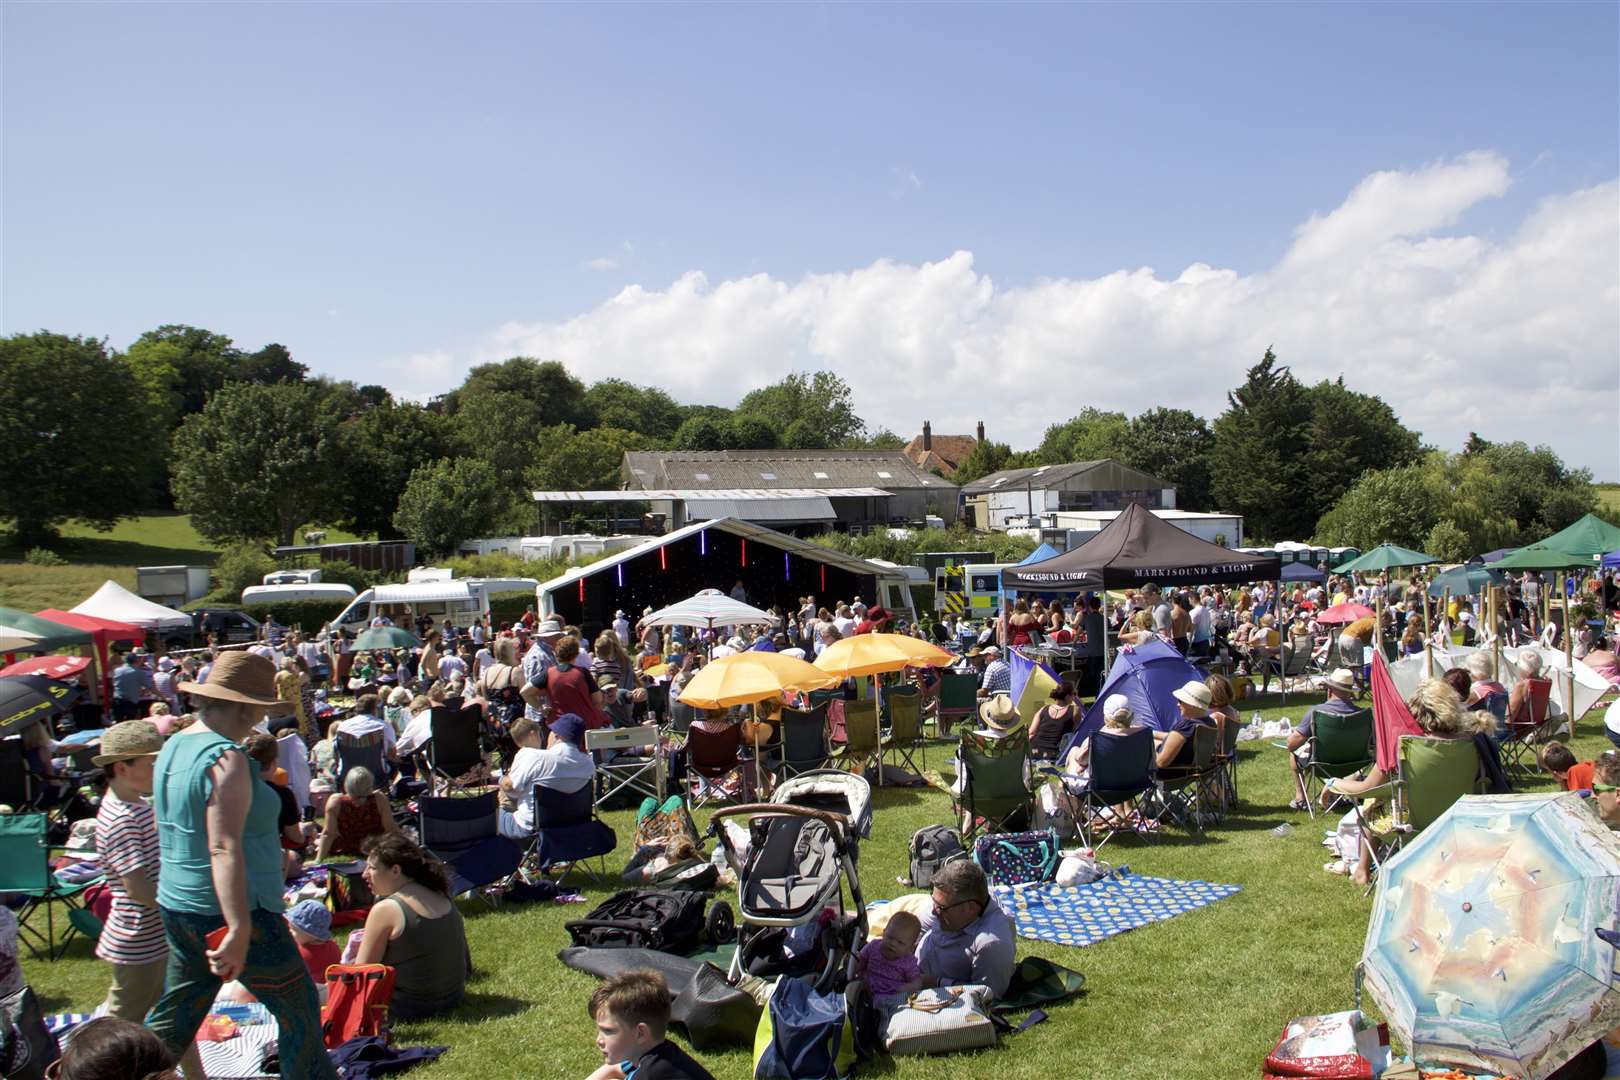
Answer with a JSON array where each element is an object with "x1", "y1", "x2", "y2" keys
[{"x1": 1270, "y1": 823, "x2": 1294, "y2": 838}]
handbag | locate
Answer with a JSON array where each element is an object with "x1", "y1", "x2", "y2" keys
[
  {"x1": 972, "y1": 828, "x2": 1061, "y2": 887},
  {"x1": 0, "y1": 986, "x2": 59, "y2": 1080},
  {"x1": 880, "y1": 984, "x2": 997, "y2": 1056}
]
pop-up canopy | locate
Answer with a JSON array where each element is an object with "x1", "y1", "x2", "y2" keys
[
  {"x1": 71, "y1": 580, "x2": 192, "y2": 630},
  {"x1": 1001, "y1": 502, "x2": 1279, "y2": 592}
]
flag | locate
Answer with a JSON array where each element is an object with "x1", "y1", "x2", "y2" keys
[
  {"x1": 1008, "y1": 649, "x2": 1061, "y2": 727},
  {"x1": 1371, "y1": 651, "x2": 1422, "y2": 773}
]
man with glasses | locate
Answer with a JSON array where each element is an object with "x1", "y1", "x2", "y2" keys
[{"x1": 915, "y1": 860, "x2": 1016, "y2": 999}]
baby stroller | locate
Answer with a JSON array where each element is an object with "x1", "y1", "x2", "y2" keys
[{"x1": 709, "y1": 770, "x2": 871, "y2": 993}]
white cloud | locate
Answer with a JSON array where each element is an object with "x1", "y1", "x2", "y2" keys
[
  {"x1": 583, "y1": 256, "x2": 619, "y2": 272},
  {"x1": 405, "y1": 154, "x2": 1620, "y2": 476}
]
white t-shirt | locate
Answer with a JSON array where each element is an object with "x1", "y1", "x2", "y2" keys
[
  {"x1": 833, "y1": 616, "x2": 856, "y2": 637},
  {"x1": 505, "y1": 743, "x2": 595, "y2": 834},
  {"x1": 438, "y1": 655, "x2": 468, "y2": 681},
  {"x1": 336, "y1": 714, "x2": 396, "y2": 757},
  {"x1": 397, "y1": 710, "x2": 433, "y2": 757},
  {"x1": 1605, "y1": 697, "x2": 1620, "y2": 738}
]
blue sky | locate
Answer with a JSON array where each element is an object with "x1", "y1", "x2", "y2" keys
[{"x1": 4, "y1": 3, "x2": 1617, "y2": 475}]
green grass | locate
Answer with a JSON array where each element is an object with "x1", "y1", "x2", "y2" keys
[
  {"x1": 1597, "y1": 484, "x2": 1620, "y2": 516},
  {"x1": 19, "y1": 694, "x2": 1614, "y2": 1079}
]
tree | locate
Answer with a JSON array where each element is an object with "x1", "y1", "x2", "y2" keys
[
  {"x1": 671, "y1": 416, "x2": 729, "y2": 451},
  {"x1": 333, "y1": 401, "x2": 451, "y2": 538},
  {"x1": 128, "y1": 325, "x2": 239, "y2": 418},
  {"x1": 236, "y1": 343, "x2": 308, "y2": 385},
  {"x1": 782, "y1": 419, "x2": 828, "y2": 450},
  {"x1": 952, "y1": 440, "x2": 1014, "y2": 486},
  {"x1": 1116, "y1": 408, "x2": 1213, "y2": 510},
  {"x1": 526, "y1": 425, "x2": 646, "y2": 491},
  {"x1": 170, "y1": 382, "x2": 337, "y2": 546},
  {"x1": 583, "y1": 379, "x2": 682, "y2": 441},
  {"x1": 735, "y1": 372, "x2": 864, "y2": 445},
  {"x1": 1301, "y1": 377, "x2": 1423, "y2": 524},
  {"x1": 392, "y1": 457, "x2": 508, "y2": 557},
  {"x1": 443, "y1": 358, "x2": 592, "y2": 478},
  {"x1": 1210, "y1": 349, "x2": 1313, "y2": 541},
  {"x1": 724, "y1": 415, "x2": 779, "y2": 450},
  {"x1": 1312, "y1": 463, "x2": 1439, "y2": 551},
  {"x1": 1479, "y1": 441, "x2": 1596, "y2": 536},
  {"x1": 0, "y1": 333, "x2": 155, "y2": 545},
  {"x1": 1036, "y1": 408, "x2": 1129, "y2": 464}
]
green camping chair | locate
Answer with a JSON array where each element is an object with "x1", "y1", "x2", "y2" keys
[
  {"x1": 949, "y1": 728, "x2": 1033, "y2": 842},
  {"x1": 1356, "y1": 735, "x2": 1484, "y2": 889},
  {"x1": 935, "y1": 671, "x2": 979, "y2": 737},
  {"x1": 0, "y1": 814, "x2": 101, "y2": 961},
  {"x1": 882, "y1": 692, "x2": 927, "y2": 777},
  {"x1": 1151, "y1": 724, "x2": 1221, "y2": 835},
  {"x1": 1296, "y1": 708, "x2": 1375, "y2": 820},
  {"x1": 832, "y1": 699, "x2": 882, "y2": 782}
]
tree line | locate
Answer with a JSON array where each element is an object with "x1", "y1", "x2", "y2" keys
[{"x1": 0, "y1": 328, "x2": 1605, "y2": 558}]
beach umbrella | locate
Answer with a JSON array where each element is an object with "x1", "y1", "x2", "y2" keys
[
  {"x1": 1332, "y1": 544, "x2": 1439, "y2": 574},
  {"x1": 0, "y1": 655, "x2": 91, "y2": 680},
  {"x1": 0, "y1": 675, "x2": 84, "y2": 737},
  {"x1": 1316, "y1": 602, "x2": 1375, "y2": 625},
  {"x1": 1425, "y1": 565, "x2": 1508, "y2": 599},
  {"x1": 1361, "y1": 792, "x2": 1620, "y2": 1080},
  {"x1": 0, "y1": 619, "x2": 43, "y2": 654},
  {"x1": 0, "y1": 607, "x2": 91, "y2": 652},
  {"x1": 676, "y1": 651, "x2": 837, "y2": 709},
  {"x1": 1536, "y1": 513, "x2": 1620, "y2": 560},
  {"x1": 812, "y1": 633, "x2": 956, "y2": 679},
  {"x1": 641, "y1": 589, "x2": 775, "y2": 631},
  {"x1": 352, "y1": 626, "x2": 421, "y2": 652}
]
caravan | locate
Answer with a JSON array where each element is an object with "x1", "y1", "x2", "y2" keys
[{"x1": 325, "y1": 572, "x2": 539, "y2": 639}]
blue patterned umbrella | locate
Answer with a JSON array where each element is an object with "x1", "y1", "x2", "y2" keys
[{"x1": 1361, "y1": 793, "x2": 1620, "y2": 1080}]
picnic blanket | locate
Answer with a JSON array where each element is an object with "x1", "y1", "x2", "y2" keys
[{"x1": 991, "y1": 868, "x2": 1240, "y2": 947}]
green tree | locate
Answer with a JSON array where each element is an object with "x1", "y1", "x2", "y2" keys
[
  {"x1": 1211, "y1": 349, "x2": 1313, "y2": 541},
  {"x1": 583, "y1": 379, "x2": 682, "y2": 441},
  {"x1": 526, "y1": 424, "x2": 646, "y2": 491},
  {"x1": 1117, "y1": 408, "x2": 1213, "y2": 510},
  {"x1": 442, "y1": 358, "x2": 592, "y2": 477},
  {"x1": 840, "y1": 427, "x2": 905, "y2": 450},
  {"x1": 782, "y1": 419, "x2": 829, "y2": 450},
  {"x1": 1312, "y1": 462, "x2": 1439, "y2": 551},
  {"x1": 1301, "y1": 377, "x2": 1423, "y2": 524},
  {"x1": 735, "y1": 372, "x2": 864, "y2": 445},
  {"x1": 0, "y1": 333, "x2": 155, "y2": 546},
  {"x1": 1480, "y1": 441, "x2": 1597, "y2": 535},
  {"x1": 171, "y1": 382, "x2": 337, "y2": 545},
  {"x1": 1037, "y1": 408, "x2": 1129, "y2": 464},
  {"x1": 724, "y1": 415, "x2": 779, "y2": 449},
  {"x1": 236, "y1": 343, "x2": 308, "y2": 385},
  {"x1": 952, "y1": 440, "x2": 1014, "y2": 486},
  {"x1": 392, "y1": 457, "x2": 508, "y2": 557},
  {"x1": 333, "y1": 401, "x2": 451, "y2": 538},
  {"x1": 128, "y1": 324, "x2": 240, "y2": 417},
  {"x1": 672, "y1": 416, "x2": 729, "y2": 451}
]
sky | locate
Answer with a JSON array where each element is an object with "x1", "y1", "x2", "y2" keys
[{"x1": 4, "y1": 2, "x2": 1617, "y2": 477}]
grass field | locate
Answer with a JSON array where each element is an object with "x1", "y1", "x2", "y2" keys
[
  {"x1": 19, "y1": 694, "x2": 1612, "y2": 1080},
  {"x1": 1598, "y1": 484, "x2": 1620, "y2": 516}
]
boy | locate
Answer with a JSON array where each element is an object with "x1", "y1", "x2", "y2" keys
[
  {"x1": 286, "y1": 899, "x2": 342, "y2": 992},
  {"x1": 586, "y1": 970, "x2": 715, "y2": 1080},
  {"x1": 856, "y1": 910, "x2": 929, "y2": 1005},
  {"x1": 1593, "y1": 751, "x2": 1620, "y2": 829},
  {"x1": 1539, "y1": 742, "x2": 1595, "y2": 792}
]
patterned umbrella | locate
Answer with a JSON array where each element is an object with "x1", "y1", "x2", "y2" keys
[
  {"x1": 352, "y1": 626, "x2": 421, "y2": 652},
  {"x1": 1361, "y1": 792, "x2": 1620, "y2": 1080}
]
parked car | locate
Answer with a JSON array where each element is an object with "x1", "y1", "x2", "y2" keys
[{"x1": 161, "y1": 608, "x2": 262, "y2": 650}]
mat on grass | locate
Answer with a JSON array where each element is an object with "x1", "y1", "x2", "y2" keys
[{"x1": 991, "y1": 869, "x2": 1241, "y2": 947}]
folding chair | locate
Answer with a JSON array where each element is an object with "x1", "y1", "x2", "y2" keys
[
  {"x1": 425, "y1": 706, "x2": 487, "y2": 795},
  {"x1": 949, "y1": 728, "x2": 1033, "y2": 842},
  {"x1": 1152, "y1": 724, "x2": 1220, "y2": 835},
  {"x1": 586, "y1": 724, "x2": 666, "y2": 809},
  {"x1": 880, "y1": 685, "x2": 919, "y2": 728},
  {"x1": 335, "y1": 730, "x2": 387, "y2": 790},
  {"x1": 1357, "y1": 735, "x2": 1484, "y2": 888},
  {"x1": 0, "y1": 739, "x2": 40, "y2": 811},
  {"x1": 1212, "y1": 713, "x2": 1245, "y2": 812},
  {"x1": 1050, "y1": 726, "x2": 1156, "y2": 850},
  {"x1": 1267, "y1": 645, "x2": 1314, "y2": 704},
  {"x1": 684, "y1": 723, "x2": 747, "y2": 807},
  {"x1": 935, "y1": 671, "x2": 979, "y2": 737},
  {"x1": 0, "y1": 814, "x2": 99, "y2": 960},
  {"x1": 529, "y1": 783, "x2": 617, "y2": 884},
  {"x1": 1500, "y1": 677, "x2": 1555, "y2": 776},
  {"x1": 1295, "y1": 708, "x2": 1375, "y2": 820},
  {"x1": 416, "y1": 790, "x2": 523, "y2": 903},
  {"x1": 831, "y1": 700, "x2": 881, "y2": 781},
  {"x1": 773, "y1": 705, "x2": 831, "y2": 782},
  {"x1": 669, "y1": 700, "x2": 697, "y2": 736},
  {"x1": 882, "y1": 693, "x2": 927, "y2": 777}
]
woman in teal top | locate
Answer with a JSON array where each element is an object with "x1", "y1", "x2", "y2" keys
[{"x1": 145, "y1": 652, "x2": 339, "y2": 1080}]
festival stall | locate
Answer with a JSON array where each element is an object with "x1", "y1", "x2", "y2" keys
[
  {"x1": 69, "y1": 579, "x2": 192, "y2": 631},
  {"x1": 33, "y1": 609, "x2": 144, "y2": 713}
]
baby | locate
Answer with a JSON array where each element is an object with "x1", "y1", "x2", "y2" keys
[{"x1": 856, "y1": 911, "x2": 929, "y2": 1005}]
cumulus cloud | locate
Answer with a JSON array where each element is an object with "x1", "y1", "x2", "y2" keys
[{"x1": 398, "y1": 154, "x2": 1620, "y2": 475}]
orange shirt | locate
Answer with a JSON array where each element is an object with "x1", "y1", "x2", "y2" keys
[{"x1": 1564, "y1": 761, "x2": 1595, "y2": 792}]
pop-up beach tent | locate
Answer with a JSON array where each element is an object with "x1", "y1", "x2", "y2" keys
[{"x1": 1058, "y1": 638, "x2": 1203, "y2": 759}]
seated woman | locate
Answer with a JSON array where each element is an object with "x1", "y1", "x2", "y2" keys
[
  {"x1": 1060, "y1": 693, "x2": 1142, "y2": 790},
  {"x1": 1321, "y1": 679, "x2": 1481, "y2": 885},
  {"x1": 1463, "y1": 652, "x2": 1510, "y2": 735},
  {"x1": 356, "y1": 833, "x2": 470, "y2": 1020},
  {"x1": 1027, "y1": 681, "x2": 1081, "y2": 763},
  {"x1": 316, "y1": 766, "x2": 399, "y2": 861},
  {"x1": 1508, "y1": 650, "x2": 1553, "y2": 723},
  {"x1": 242, "y1": 732, "x2": 311, "y2": 879},
  {"x1": 1155, "y1": 681, "x2": 1217, "y2": 772}
]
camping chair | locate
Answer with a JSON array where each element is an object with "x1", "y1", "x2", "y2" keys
[
  {"x1": 1500, "y1": 677, "x2": 1556, "y2": 776},
  {"x1": 1212, "y1": 713, "x2": 1245, "y2": 812},
  {"x1": 1357, "y1": 735, "x2": 1485, "y2": 889},
  {"x1": 949, "y1": 728, "x2": 1034, "y2": 842},
  {"x1": 416, "y1": 790, "x2": 523, "y2": 904},
  {"x1": 684, "y1": 723, "x2": 748, "y2": 807},
  {"x1": 880, "y1": 684, "x2": 919, "y2": 729},
  {"x1": 1266, "y1": 644, "x2": 1315, "y2": 704},
  {"x1": 425, "y1": 706, "x2": 487, "y2": 795},
  {"x1": 773, "y1": 705, "x2": 831, "y2": 782},
  {"x1": 1151, "y1": 724, "x2": 1221, "y2": 835},
  {"x1": 0, "y1": 739, "x2": 40, "y2": 811},
  {"x1": 586, "y1": 724, "x2": 666, "y2": 809},
  {"x1": 1296, "y1": 708, "x2": 1375, "y2": 820},
  {"x1": 935, "y1": 671, "x2": 979, "y2": 737},
  {"x1": 0, "y1": 813, "x2": 99, "y2": 960},
  {"x1": 831, "y1": 700, "x2": 881, "y2": 782},
  {"x1": 1052, "y1": 726, "x2": 1156, "y2": 850},
  {"x1": 334, "y1": 730, "x2": 388, "y2": 791},
  {"x1": 529, "y1": 783, "x2": 617, "y2": 885},
  {"x1": 1469, "y1": 690, "x2": 1510, "y2": 744},
  {"x1": 882, "y1": 693, "x2": 927, "y2": 778},
  {"x1": 669, "y1": 699, "x2": 697, "y2": 736}
]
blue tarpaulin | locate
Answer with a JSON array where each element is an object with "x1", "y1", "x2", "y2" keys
[
  {"x1": 1603, "y1": 549, "x2": 1620, "y2": 571},
  {"x1": 1018, "y1": 543, "x2": 1063, "y2": 565},
  {"x1": 1059, "y1": 638, "x2": 1203, "y2": 759}
]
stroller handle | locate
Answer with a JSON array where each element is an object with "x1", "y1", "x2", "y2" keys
[{"x1": 708, "y1": 802, "x2": 850, "y2": 833}]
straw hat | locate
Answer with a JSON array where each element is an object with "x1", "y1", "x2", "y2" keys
[
  {"x1": 978, "y1": 694, "x2": 1020, "y2": 731},
  {"x1": 176, "y1": 651, "x2": 288, "y2": 708},
  {"x1": 1171, "y1": 680, "x2": 1213, "y2": 711},
  {"x1": 91, "y1": 719, "x2": 164, "y2": 766},
  {"x1": 1324, "y1": 668, "x2": 1357, "y2": 695},
  {"x1": 535, "y1": 618, "x2": 565, "y2": 637}
]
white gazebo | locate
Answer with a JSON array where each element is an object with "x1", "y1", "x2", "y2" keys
[{"x1": 71, "y1": 580, "x2": 192, "y2": 630}]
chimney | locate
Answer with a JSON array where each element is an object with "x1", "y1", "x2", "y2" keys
[
  {"x1": 976, "y1": 420, "x2": 985, "y2": 442},
  {"x1": 922, "y1": 421, "x2": 932, "y2": 451}
]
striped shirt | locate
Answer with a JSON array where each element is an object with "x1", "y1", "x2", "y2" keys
[{"x1": 94, "y1": 793, "x2": 167, "y2": 965}]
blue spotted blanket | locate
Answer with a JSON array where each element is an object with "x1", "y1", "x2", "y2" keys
[{"x1": 991, "y1": 869, "x2": 1240, "y2": 947}]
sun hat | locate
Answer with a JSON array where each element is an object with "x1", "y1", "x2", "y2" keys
[
  {"x1": 1458, "y1": 611, "x2": 1473, "y2": 624},
  {"x1": 1102, "y1": 693, "x2": 1133, "y2": 720},
  {"x1": 1171, "y1": 680, "x2": 1214, "y2": 711},
  {"x1": 1324, "y1": 668, "x2": 1357, "y2": 695},
  {"x1": 614, "y1": 609, "x2": 626, "y2": 618},
  {"x1": 550, "y1": 712, "x2": 587, "y2": 748},
  {"x1": 64, "y1": 819, "x2": 98, "y2": 854},
  {"x1": 176, "y1": 651, "x2": 289, "y2": 708},
  {"x1": 535, "y1": 618, "x2": 565, "y2": 637},
  {"x1": 157, "y1": 656, "x2": 176, "y2": 672},
  {"x1": 286, "y1": 899, "x2": 333, "y2": 942},
  {"x1": 91, "y1": 719, "x2": 165, "y2": 766},
  {"x1": 978, "y1": 694, "x2": 1020, "y2": 731}
]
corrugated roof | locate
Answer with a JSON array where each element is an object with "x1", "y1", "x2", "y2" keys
[
  {"x1": 684, "y1": 496, "x2": 837, "y2": 522},
  {"x1": 621, "y1": 450, "x2": 957, "y2": 493},
  {"x1": 960, "y1": 458, "x2": 1170, "y2": 495},
  {"x1": 531, "y1": 487, "x2": 890, "y2": 503}
]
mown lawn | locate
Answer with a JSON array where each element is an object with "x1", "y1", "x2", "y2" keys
[{"x1": 20, "y1": 694, "x2": 1612, "y2": 1079}]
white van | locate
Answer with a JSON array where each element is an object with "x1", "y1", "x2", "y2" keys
[{"x1": 326, "y1": 576, "x2": 538, "y2": 638}]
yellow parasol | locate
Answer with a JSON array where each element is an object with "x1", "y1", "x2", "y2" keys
[
  {"x1": 676, "y1": 651, "x2": 838, "y2": 710},
  {"x1": 812, "y1": 633, "x2": 956, "y2": 679}
]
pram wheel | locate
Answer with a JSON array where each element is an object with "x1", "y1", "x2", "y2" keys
[{"x1": 705, "y1": 900, "x2": 734, "y2": 945}]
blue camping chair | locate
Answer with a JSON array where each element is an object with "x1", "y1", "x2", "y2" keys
[
  {"x1": 529, "y1": 784, "x2": 617, "y2": 884},
  {"x1": 416, "y1": 790, "x2": 523, "y2": 903},
  {"x1": 335, "y1": 729, "x2": 388, "y2": 790},
  {"x1": 1053, "y1": 726, "x2": 1157, "y2": 850}
]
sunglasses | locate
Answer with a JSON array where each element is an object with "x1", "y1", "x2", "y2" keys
[{"x1": 1592, "y1": 782, "x2": 1619, "y2": 793}]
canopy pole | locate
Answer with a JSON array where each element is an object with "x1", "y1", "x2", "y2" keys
[
  {"x1": 1562, "y1": 572, "x2": 1576, "y2": 737},
  {"x1": 1422, "y1": 578, "x2": 1433, "y2": 678},
  {"x1": 1101, "y1": 587, "x2": 1113, "y2": 675},
  {"x1": 1489, "y1": 585, "x2": 1501, "y2": 681}
]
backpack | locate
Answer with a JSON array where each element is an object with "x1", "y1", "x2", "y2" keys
[
  {"x1": 908, "y1": 825, "x2": 966, "y2": 889},
  {"x1": 0, "y1": 986, "x2": 58, "y2": 1080},
  {"x1": 971, "y1": 829, "x2": 1061, "y2": 887},
  {"x1": 321, "y1": 964, "x2": 397, "y2": 1050},
  {"x1": 565, "y1": 889, "x2": 709, "y2": 953},
  {"x1": 753, "y1": 974, "x2": 857, "y2": 1080}
]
